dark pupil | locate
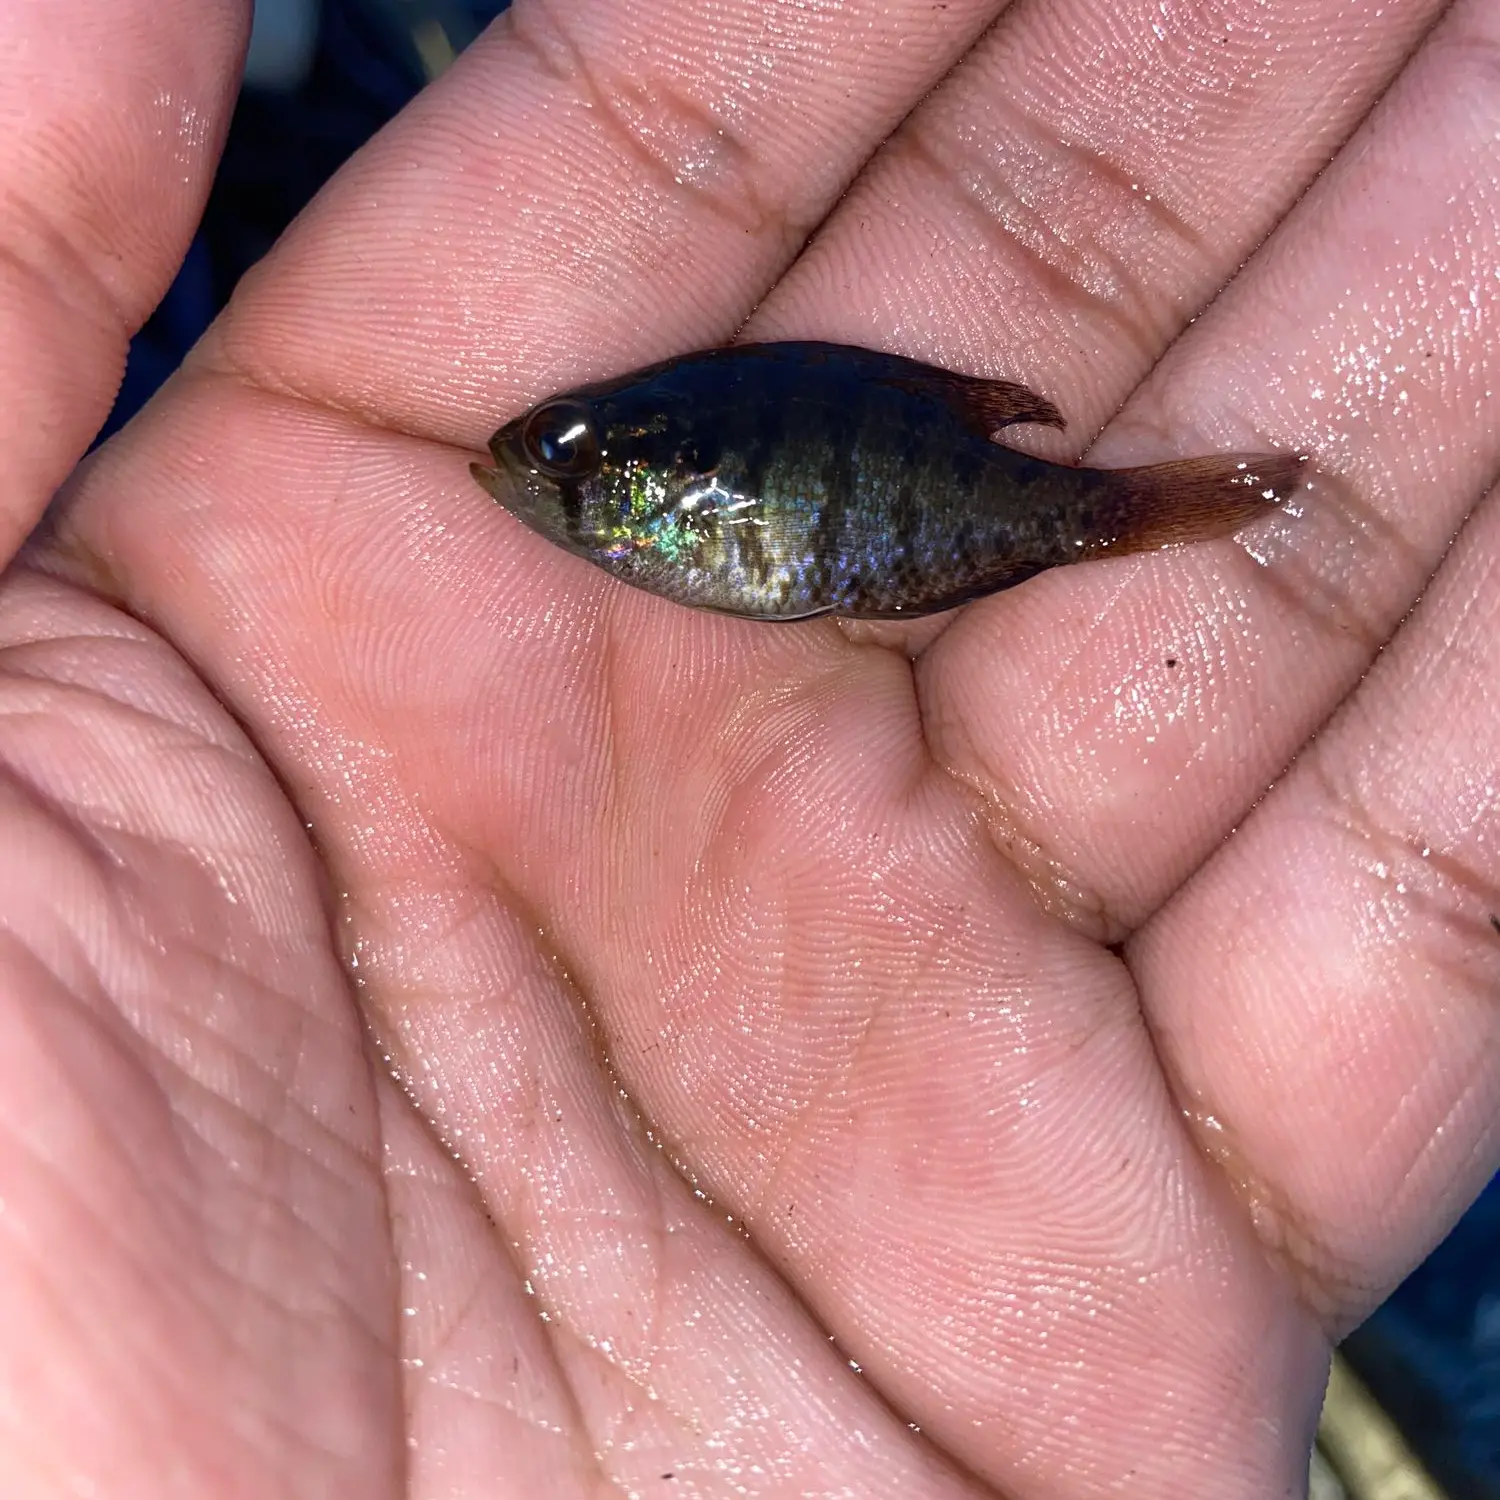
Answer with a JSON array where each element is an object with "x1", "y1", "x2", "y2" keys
[
  {"x1": 524, "y1": 401, "x2": 599, "y2": 478},
  {"x1": 538, "y1": 424, "x2": 580, "y2": 466}
]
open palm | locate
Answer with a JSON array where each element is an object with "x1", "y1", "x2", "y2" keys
[{"x1": 4, "y1": 1, "x2": 1497, "y2": 1495}]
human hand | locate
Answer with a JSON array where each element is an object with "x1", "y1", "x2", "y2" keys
[{"x1": 4, "y1": 0, "x2": 1497, "y2": 1495}]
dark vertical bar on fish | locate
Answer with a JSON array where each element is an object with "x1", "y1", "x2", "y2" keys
[{"x1": 471, "y1": 342, "x2": 1305, "y2": 621}]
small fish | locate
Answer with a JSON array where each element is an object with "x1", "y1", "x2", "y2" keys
[{"x1": 472, "y1": 342, "x2": 1304, "y2": 620}]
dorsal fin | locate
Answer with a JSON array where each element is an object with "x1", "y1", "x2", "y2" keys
[{"x1": 876, "y1": 367, "x2": 1067, "y2": 437}]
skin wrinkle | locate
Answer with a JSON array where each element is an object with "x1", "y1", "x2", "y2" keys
[
  {"x1": 24, "y1": 500, "x2": 137, "y2": 609},
  {"x1": 903, "y1": 442, "x2": 1500, "y2": 939},
  {"x1": 1213, "y1": 475, "x2": 1434, "y2": 659},
  {"x1": 521, "y1": 646, "x2": 1001, "y2": 1415},
  {"x1": 1060, "y1": 133, "x2": 1208, "y2": 269},
  {"x1": 1135, "y1": 705, "x2": 1500, "y2": 1332},
  {"x1": 0, "y1": 190, "x2": 141, "y2": 347},
  {"x1": 671, "y1": 1160, "x2": 994, "y2": 1500},
  {"x1": 896, "y1": 682, "x2": 954, "y2": 822},
  {"x1": 190, "y1": 319, "x2": 515, "y2": 454},
  {"x1": 912, "y1": 543, "x2": 1500, "y2": 1326},
  {"x1": 2, "y1": 569, "x2": 1295, "y2": 1480},
  {"x1": 2, "y1": 857, "x2": 320, "y2": 1142},
  {"x1": 195, "y1": 1212, "x2": 377, "y2": 1379},
  {"x1": 0, "y1": 951, "x2": 338, "y2": 1391},
  {"x1": 0, "y1": 235, "x2": 129, "y2": 540},
  {"x1": 907, "y1": 658, "x2": 1127, "y2": 941},
  {"x1": 63, "y1": 915, "x2": 383, "y2": 1337},
  {"x1": 505, "y1": 0, "x2": 809, "y2": 247},
  {"x1": 365, "y1": 955, "x2": 608, "y2": 1484},
  {"x1": 145, "y1": 956, "x2": 375, "y2": 1212},
  {"x1": 1187, "y1": 470, "x2": 1500, "y2": 934},
  {"x1": 0, "y1": 687, "x2": 394, "y2": 1365},
  {"x1": 1057, "y1": 13, "x2": 1464, "y2": 455},
  {"x1": 623, "y1": 1160, "x2": 674, "y2": 1400},
  {"x1": 0, "y1": 931, "x2": 131, "y2": 1111},
  {"x1": 496, "y1": 1115, "x2": 711, "y2": 1495},
  {"x1": 567, "y1": 1318, "x2": 673, "y2": 1479},
  {"x1": 474, "y1": 1223, "x2": 610, "y2": 1477},
  {"x1": 981, "y1": 797, "x2": 1116, "y2": 937},
  {"x1": 0, "y1": 653, "x2": 214, "y2": 768},
  {"x1": 415, "y1": 844, "x2": 607, "y2": 1112},
  {"x1": 192, "y1": 327, "x2": 422, "y2": 449},
  {"x1": 856, "y1": 35, "x2": 1471, "y2": 774},
  {"x1": 1134, "y1": 1018, "x2": 1378, "y2": 1333},
  {"x1": 0, "y1": 745, "x2": 144, "y2": 897},
  {"x1": 901, "y1": 102, "x2": 1212, "y2": 375},
  {"x1": 0, "y1": 1115, "x2": 236, "y2": 1447},
  {"x1": 1305, "y1": 756, "x2": 1500, "y2": 1000},
  {"x1": 895, "y1": 127, "x2": 1167, "y2": 373},
  {"x1": 1356, "y1": 1061, "x2": 1495, "y2": 1293},
  {"x1": 0, "y1": 715, "x2": 267, "y2": 866},
  {"x1": 455, "y1": 1379, "x2": 598, "y2": 1489}
]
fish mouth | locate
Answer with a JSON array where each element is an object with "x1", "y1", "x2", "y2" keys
[
  {"x1": 469, "y1": 460, "x2": 504, "y2": 502},
  {"x1": 470, "y1": 448, "x2": 587, "y2": 558},
  {"x1": 470, "y1": 442, "x2": 532, "y2": 510}
]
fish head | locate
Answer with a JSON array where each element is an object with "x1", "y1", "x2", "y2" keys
[{"x1": 473, "y1": 386, "x2": 734, "y2": 582}]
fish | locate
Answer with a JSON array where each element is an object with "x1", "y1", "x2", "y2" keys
[{"x1": 471, "y1": 341, "x2": 1304, "y2": 620}]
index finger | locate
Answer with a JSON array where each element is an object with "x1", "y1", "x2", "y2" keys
[{"x1": 197, "y1": 0, "x2": 1015, "y2": 441}]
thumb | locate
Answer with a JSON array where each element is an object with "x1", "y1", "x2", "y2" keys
[{"x1": 0, "y1": 0, "x2": 248, "y2": 563}]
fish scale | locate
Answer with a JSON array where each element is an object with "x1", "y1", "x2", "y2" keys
[{"x1": 472, "y1": 342, "x2": 1306, "y2": 621}]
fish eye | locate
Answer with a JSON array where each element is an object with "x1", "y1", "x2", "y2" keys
[{"x1": 520, "y1": 399, "x2": 602, "y2": 480}]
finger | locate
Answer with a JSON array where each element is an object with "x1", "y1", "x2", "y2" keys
[
  {"x1": 914, "y1": 0, "x2": 1500, "y2": 935},
  {"x1": 748, "y1": 0, "x2": 1444, "y2": 427},
  {"x1": 0, "y1": 0, "x2": 246, "y2": 563},
  {"x1": 1130, "y1": 481, "x2": 1500, "y2": 1330},
  {"x1": 193, "y1": 0, "x2": 1015, "y2": 444}
]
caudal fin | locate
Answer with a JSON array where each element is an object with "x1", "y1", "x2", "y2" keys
[{"x1": 1082, "y1": 451, "x2": 1305, "y2": 559}]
